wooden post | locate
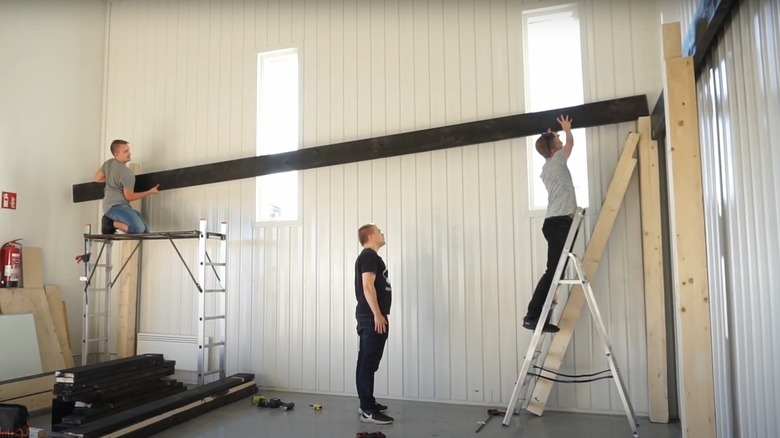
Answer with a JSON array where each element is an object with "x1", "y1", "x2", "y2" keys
[
  {"x1": 116, "y1": 163, "x2": 141, "y2": 358},
  {"x1": 638, "y1": 116, "x2": 669, "y2": 423},
  {"x1": 662, "y1": 22, "x2": 716, "y2": 437},
  {"x1": 526, "y1": 133, "x2": 640, "y2": 415}
]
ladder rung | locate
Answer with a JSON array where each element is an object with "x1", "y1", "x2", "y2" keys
[
  {"x1": 86, "y1": 337, "x2": 108, "y2": 343},
  {"x1": 88, "y1": 288, "x2": 109, "y2": 292},
  {"x1": 205, "y1": 262, "x2": 226, "y2": 267},
  {"x1": 558, "y1": 280, "x2": 585, "y2": 285},
  {"x1": 87, "y1": 312, "x2": 109, "y2": 317},
  {"x1": 205, "y1": 288, "x2": 226, "y2": 293},
  {"x1": 201, "y1": 369, "x2": 224, "y2": 377},
  {"x1": 203, "y1": 315, "x2": 226, "y2": 321},
  {"x1": 203, "y1": 341, "x2": 225, "y2": 348}
]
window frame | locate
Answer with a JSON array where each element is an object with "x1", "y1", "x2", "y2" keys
[
  {"x1": 254, "y1": 47, "x2": 302, "y2": 227},
  {"x1": 521, "y1": 3, "x2": 590, "y2": 214}
]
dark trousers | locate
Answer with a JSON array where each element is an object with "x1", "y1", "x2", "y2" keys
[
  {"x1": 356, "y1": 315, "x2": 388, "y2": 412},
  {"x1": 527, "y1": 215, "x2": 573, "y2": 320}
]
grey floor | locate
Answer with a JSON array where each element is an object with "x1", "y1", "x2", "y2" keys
[{"x1": 32, "y1": 391, "x2": 682, "y2": 438}]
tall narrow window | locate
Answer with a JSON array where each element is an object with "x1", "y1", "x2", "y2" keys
[
  {"x1": 256, "y1": 49, "x2": 299, "y2": 222},
  {"x1": 523, "y1": 6, "x2": 589, "y2": 210}
]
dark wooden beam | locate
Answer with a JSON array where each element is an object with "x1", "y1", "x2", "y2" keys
[{"x1": 73, "y1": 95, "x2": 648, "y2": 203}]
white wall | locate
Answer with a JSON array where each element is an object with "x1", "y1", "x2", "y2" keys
[
  {"x1": 0, "y1": 0, "x2": 106, "y2": 353},
  {"x1": 103, "y1": 0, "x2": 664, "y2": 414}
]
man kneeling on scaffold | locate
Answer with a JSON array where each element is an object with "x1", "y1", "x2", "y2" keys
[{"x1": 94, "y1": 139, "x2": 159, "y2": 234}]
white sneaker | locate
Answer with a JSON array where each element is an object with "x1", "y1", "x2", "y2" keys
[{"x1": 360, "y1": 411, "x2": 394, "y2": 424}]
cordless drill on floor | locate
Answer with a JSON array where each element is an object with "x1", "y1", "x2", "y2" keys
[{"x1": 252, "y1": 395, "x2": 295, "y2": 411}]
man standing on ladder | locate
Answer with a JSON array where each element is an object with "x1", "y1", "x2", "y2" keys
[
  {"x1": 94, "y1": 139, "x2": 159, "y2": 234},
  {"x1": 523, "y1": 115, "x2": 577, "y2": 334}
]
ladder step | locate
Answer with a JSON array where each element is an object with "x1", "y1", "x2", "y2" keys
[
  {"x1": 86, "y1": 337, "x2": 108, "y2": 343},
  {"x1": 203, "y1": 341, "x2": 225, "y2": 348},
  {"x1": 205, "y1": 288, "x2": 226, "y2": 293},
  {"x1": 87, "y1": 312, "x2": 109, "y2": 317},
  {"x1": 88, "y1": 288, "x2": 109, "y2": 292},
  {"x1": 201, "y1": 369, "x2": 224, "y2": 377},
  {"x1": 205, "y1": 262, "x2": 226, "y2": 267},
  {"x1": 203, "y1": 315, "x2": 226, "y2": 321},
  {"x1": 559, "y1": 279, "x2": 585, "y2": 285}
]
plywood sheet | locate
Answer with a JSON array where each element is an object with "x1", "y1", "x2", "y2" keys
[{"x1": 0, "y1": 288, "x2": 66, "y2": 371}]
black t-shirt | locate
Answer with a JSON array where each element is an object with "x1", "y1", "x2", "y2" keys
[{"x1": 354, "y1": 248, "x2": 392, "y2": 316}]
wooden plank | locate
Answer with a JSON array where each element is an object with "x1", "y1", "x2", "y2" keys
[
  {"x1": 62, "y1": 300, "x2": 72, "y2": 351},
  {"x1": 638, "y1": 117, "x2": 669, "y2": 423},
  {"x1": 21, "y1": 247, "x2": 44, "y2": 288},
  {"x1": 2, "y1": 391, "x2": 52, "y2": 412},
  {"x1": 0, "y1": 288, "x2": 67, "y2": 371},
  {"x1": 662, "y1": 22, "x2": 716, "y2": 438},
  {"x1": 71, "y1": 96, "x2": 650, "y2": 202},
  {"x1": 44, "y1": 285, "x2": 76, "y2": 368},
  {"x1": 116, "y1": 163, "x2": 142, "y2": 359},
  {"x1": 0, "y1": 373, "x2": 54, "y2": 402},
  {"x1": 663, "y1": 23, "x2": 683, "y2": 59},
  {"x1": 526, "y1": 132, "x2": 640, "y2": 415}
]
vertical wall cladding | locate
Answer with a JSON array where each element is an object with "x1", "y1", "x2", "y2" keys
[
  {"x1": 698, "y1": 0, "x2": 780, "y2": 436},
  {"x1": 104, "y1": 0, "x2": 662, "y2": 412}
]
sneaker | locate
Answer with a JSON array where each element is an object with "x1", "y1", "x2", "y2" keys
[
  {"x1": 523, "y1": 317, "x2": 560, "y2": 333},
  {"x1": 358, "y1": 403, "x2": 388, "y2": 415},
  {"x1": 360, "y1": 410, "x2": 394, "y2": 425}
]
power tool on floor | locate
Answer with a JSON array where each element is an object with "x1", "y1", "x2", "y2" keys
[{"x1": 251, "y1": 395, "x2": 294, "y2": 411}]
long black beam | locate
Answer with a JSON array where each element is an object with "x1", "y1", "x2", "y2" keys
[
  {"x1": 651, "y1": 0, "x2": 741, "y2": 139},
  {"x1": 72, "y1": 95, "x2": 648, "y2": 203}
]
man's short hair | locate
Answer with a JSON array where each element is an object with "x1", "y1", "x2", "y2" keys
[
  {"x1": 535, "y1": 133, "x2": 553, "y2": 159},
  {"x1": 110, "y1": 139, "x2": 129, "y2": 156},
  {"x1": 358, "y1": 224, "x2": 377, "y2": 245}
]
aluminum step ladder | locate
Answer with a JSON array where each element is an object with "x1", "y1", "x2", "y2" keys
[
  {"x1": 196, "y1": 219, "x2": 228, "y2": 385},
  {"x1": 503, "y1": 208, "x2": 639, "y2": 437},
  {"x1": 80, "y1": 224, "x2": 117, "y2": 365}
]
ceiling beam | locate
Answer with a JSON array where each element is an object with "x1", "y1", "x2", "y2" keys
[{"x1": 73, "y1": 95, "x2": 648, "y2": 203}]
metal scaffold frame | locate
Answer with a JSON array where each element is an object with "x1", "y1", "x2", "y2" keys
[{"x1": 80, "y1": 219, "x2": 227, "y2": 385}]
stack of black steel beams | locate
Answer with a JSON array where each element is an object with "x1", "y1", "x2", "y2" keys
[{"x1": 51, "y1": 354, "x2": 183, "y2": 432}]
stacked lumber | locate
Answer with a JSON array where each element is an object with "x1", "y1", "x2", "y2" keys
[
  {"x1": 51, "y1": 355, "x2": 185, "y2": 432},
  {"x1": 52, "y1": 374, "x2": 256, "y2": 438},
  {"x1": 0, "y1": 373, "x2": 55, "y2": 412}
]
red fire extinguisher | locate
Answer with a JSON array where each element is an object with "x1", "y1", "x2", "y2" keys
[{"x1": 1, "y1": 239, "x2": 22, "y2": 288}]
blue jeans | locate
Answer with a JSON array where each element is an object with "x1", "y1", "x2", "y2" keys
[
  {"x1": 356, "y1": 315, "x2": 388, "y2": 413},
  {"x1": 106, "y1": 204, "x2": 150, "y2": 234}
]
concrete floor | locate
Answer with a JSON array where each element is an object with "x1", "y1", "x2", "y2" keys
[{"x1": 32, "y1": 391, "x2": 682, "y2": 438}]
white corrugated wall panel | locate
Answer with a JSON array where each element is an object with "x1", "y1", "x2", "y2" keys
[
  {"x1": 102, "y1": 0, "x2": 663, "y2": 413},
  {"x1": 697, "y1": 0, "x2": 780, "y2": 436}
]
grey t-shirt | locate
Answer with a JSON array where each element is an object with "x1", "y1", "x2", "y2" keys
[
  {"x1": 541, "y1": 151, "x2": 577, "y2": 218},
  {"x1": 100, "y1": 159, "x2": 134, "y2": 214}
]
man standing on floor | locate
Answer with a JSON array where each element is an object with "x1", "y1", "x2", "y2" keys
[
  {"x1": 523, "y1": 114, "x2": 578, "y2": 334},
  {"x1": 354, "y1": 224, "x2": 394, "y2": 425},
  {"x1": 94, "y1": 139, "x2": 159, "y2": 234}
]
